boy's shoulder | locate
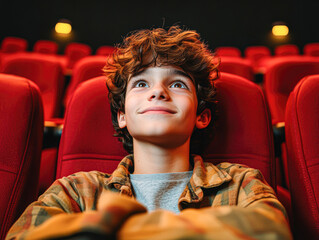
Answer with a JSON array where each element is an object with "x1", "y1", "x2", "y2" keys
[
  {"x1": 61, "y1": 170, "x2": 112, "y2": 183},
  {"x1": 45, "y1": 171, "x2": 113, "y2": 197},
  {"x1": 206, "y1": 161, "x2": 265, "y2": 181}
]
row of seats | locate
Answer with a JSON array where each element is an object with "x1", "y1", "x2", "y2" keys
[
  {"x1": 1, "y1": 72, "x2": 317, "y2": 238},
  {"x1": 217, "y1": 44, "x2": 319, "y2": 73},
  {"x1": 0, "y1": 37, "x2": 115, "y2": 72},
  {"x1": 0, "y1": 36, "x2": 115, "y2": 56},
  {"x1": 216, "y1": 43, "x2": 319, "y2": 58},
  {"x1": 3, "y1": 36, "x2": 319, "y2": 58},
  {"x1": 2, "y1": 36, "x2": 319, "y2": 74}
]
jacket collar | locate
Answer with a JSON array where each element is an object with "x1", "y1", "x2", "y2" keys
[{"x1": 106, "y1": 154, "x2": 232, "y2": 201}]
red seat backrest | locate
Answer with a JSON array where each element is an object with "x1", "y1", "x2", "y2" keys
[
  {"x1": 304, "y1": 43, "x2": 319, "y2": 56},
  {"x1": 57, "y1": 76, "x2": 127, "y2": 178},
  {"x1": 64, "y1": 55, "x2": 107, "y2": 107},
  {"x1": 264, "y1": 56, "x2": 319, "y2": 123},
  {"x1": 1, "y1": 37, "x2": 28, "y2": 53},
  {"x1": 0, "y1": 74, "x2": 43, "y2": 239},
  {"x1": 57, "y1": 73, "x2": 276, "y2": 189},
  {"x1": 1, "y1": 53, "x2": 65, "y2": 119},
  {"x1": 244, "y1": 46, "x2": 272, "y2": 72},
  {"x1": 275, "y1": 44, "x2": 299, "y2": 56},
  {"x1": 219, "y1": 56, "x2": 255, "y2": 81},
  {"x1": 215, "y1": 47, "x2": 241, "y2": 57},
  {"x1": 285, "y1": 74, "x2": 319, "y2": 238},
  {"x1": 33, "y1": 40, "x2": 58, "y2": 55},
  {"x1": 203, "y1": 73, "x2": 275, "y2": 188},
  {"x1": 64, "y1": 42, "x2": 92, "y2": 69},
  {"x1": 96, "y1": 46, "x2": 116, "y2": 56}
]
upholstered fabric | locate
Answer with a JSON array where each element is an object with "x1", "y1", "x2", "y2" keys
[
  {"x1": 264, "y1": 56, "x2": 319, "y2": 124},
  {"x1": 219, "y1": 56, "x2": 255, "y2": 81},
  {"x1": 285, "y1": 74, "x2": 319, "y2": 238},
  {"x1": 33, "y1": 40, "x2": 58, "y2": 55},
  {"x1": 56, "y1": 76, "x2": 127, "y2": 178},
  {"x1": 64, "y1": 42, "x2": 92, "y2": 70},
  {"x1": 304, "y1": 42, "x2": 319, "y2": 56},
  {"x1": 244, "y1": 46, "x2": 271, "y2": 73},
  {"x1": 203, "y1": 72, "x2": 276, "y2": 188},
  {"x1": 215, "y1": 47, "x2": 241, "y2": 57},
  {"x1": 1, "y1": 52, "x2": 65, "y2": 120},
  {"x1": 1, "y1": 37, "x2": 28, "y2": 53},
  {"x1": 0, "y1": 73, "x2": 43, "y2": 239},
  {"x1": 96, "y1": 45, "x2": 116, "y2": 56},
  {"x1": 275, "y1": 44, "x2": 299, "y2": 56},
  {"x1": 64, "y1": 55, "x2": 107, "y2": 107}
]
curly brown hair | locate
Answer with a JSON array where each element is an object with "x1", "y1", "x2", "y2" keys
[{"x1": 104, "y1": 26, "x2": 219, "y2": 154}]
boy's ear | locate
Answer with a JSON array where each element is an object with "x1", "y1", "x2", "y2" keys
[
  {"x1": 195, "y1": 109, "x2": 211, "y2": 129},
  {"x1": 117, "y1": 111, "x2": 127, "y2": 129}
]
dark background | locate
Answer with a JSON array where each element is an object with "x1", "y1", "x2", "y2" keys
[{"x1": 0, "y1": 0, "x2": 318, "y2": 54}]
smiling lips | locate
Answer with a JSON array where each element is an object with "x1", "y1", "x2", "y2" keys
[{"x1": 140, "y1": 107, "x2": 176, "y2": 114}]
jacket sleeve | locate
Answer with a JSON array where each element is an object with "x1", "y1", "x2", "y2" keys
[
  {"x1": 117, "y1": 169, "x2": 293, "y2": 240},
  {"x1": 5, "y1": 173, "x2": 146, "y2": 240}
]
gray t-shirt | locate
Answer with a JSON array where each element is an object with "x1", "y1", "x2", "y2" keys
[{"x1": 130, "y1": 171, "x2": 193, "y2": 214}]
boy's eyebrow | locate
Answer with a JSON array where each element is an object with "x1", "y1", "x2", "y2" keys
[
  {"x1": 129, "y1": 69, "x2": 147, "y2": 81},
  {"x1": 170, "y1": 69, "x2": 193, "y2": 81},
  {"x1": 129, "y1": 68, "x2": 194, "y2": 82}
]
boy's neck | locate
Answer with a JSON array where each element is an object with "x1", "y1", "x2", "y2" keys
[{"x1": 132, "y1": 140, "x2": 191, "y2": 174}]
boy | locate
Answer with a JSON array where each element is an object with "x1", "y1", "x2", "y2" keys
[{"x1": 6, "y1": 26, "x2": 292, "y2": 239}]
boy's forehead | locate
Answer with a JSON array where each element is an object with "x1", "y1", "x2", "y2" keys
[{"x1": 129, "y1": 66, "x2": 194, "y2": 82}]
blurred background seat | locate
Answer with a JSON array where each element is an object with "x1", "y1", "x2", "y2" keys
[
  {"x1": 0, "y1": 37, "x2": 28, "y2": 54},
  {"x1": 219, "y1": 56, "x2": 255, "y2": 81},
  {"x1": 303, "y1": 42, "x2": 319, "y2": 57},
  {"x1": 63, "y1": 55, "x2": 107, "y2": 108},
  {"x1": 215, "y1": 46, "x2": 241, "y2": 58},
  {"x1": 275, "y1": 44, "x2": 299, "y2": 56},
  {"x1": 96, "y1": 45, "x2": 116, "y2": 56},
  {"x1": 33, "y1": 40, "x2": 58, "y2": 55},
  {"x1": 64, "y1": 42, "x2": 92, "y2": 71},
  {"x1": 244, "y1": 46, "x2": 272, "y2": 73}
]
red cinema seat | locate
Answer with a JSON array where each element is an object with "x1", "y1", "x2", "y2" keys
[
  {"x1": 245, "y1": 46, "x2": 272, "y2": 73},
  {"x1": 56, "y1": 76, "x2": 127, "y2": 178},
  {"x1": 64, "y1": 55, "x2": 107, "y2": 107},
  {"x1": 64, "y1": 42, "x2": 92, "y2": 70},
  {"x1": 264, "y1": 56, "x2": 319, "y2": 124},
  {"x1": 33, "y1": 40, "x2": 58, "y2": 55},
  {"x1": 0, "y1": 74, "x2": 43, "y2": 239},
  {"x1": 96, "y1": 45, "x2": 116, "y2": 56},
  {"x1": 1, "y1": 53, "x2": 65, "y2": 120},
  {"x1": 219, "y1": 57, "x2": 255, "y2": 81},
  {"x1": 275, "y1": 44, "x2": 299, "y2": 56},
  {"x1": 304, "y1": 43, "x2": 319, "y2": 56},
  {"x1": 285, "y1": 75, "x2": 319, "y2": 238},
  {"x1": 1, "y1": 37, "x2": 28, "y2": 53},
  {"x1": 57, "y1": 73, "x2": 276, "y2": 190},
  {"x1": 215, "y1": 47, "x2": 241, "y2": 57},
  {"x1": 202, "y1": 72, "x2": 276, "y2": 188}
]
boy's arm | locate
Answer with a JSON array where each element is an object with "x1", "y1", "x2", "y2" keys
[
  {"x1": 118, "y1": 169, "x2": 293, "y2": 240},
  {"x1": 5, "y1": 173, "x2": 146, "y2": 240}
]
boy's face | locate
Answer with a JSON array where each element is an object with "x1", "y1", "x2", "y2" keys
[{"x1": 118, "y1": 65, "x2": 210, "y2": 148}]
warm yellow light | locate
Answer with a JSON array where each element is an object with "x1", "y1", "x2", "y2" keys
[
  {"x1": 55, "y1": 22, "x2": 72, "y2": 34},
  {"x1": 272, "y1": 25, "x2": 289, "y2": 37}
]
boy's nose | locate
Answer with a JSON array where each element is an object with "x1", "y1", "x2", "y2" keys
[{"x1": 148, "y1": 85, "x2": 170, "y2": 101}]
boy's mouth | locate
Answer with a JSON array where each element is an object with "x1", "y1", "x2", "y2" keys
[{"x1": 139, "y1": 107, "x2": 176, "y2": 114}]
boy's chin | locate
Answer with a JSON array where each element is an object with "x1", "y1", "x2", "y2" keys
[{"x1": 133, "y1": 133, "x2": 191, "y2": 148}]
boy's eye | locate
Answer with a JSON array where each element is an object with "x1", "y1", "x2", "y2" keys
[
  {"x1": 170, "y1": 81, "x2": 187, "y2": 89},
  {"x1": 134, "y1": 80, "x2": 149, "y2": 88}
]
